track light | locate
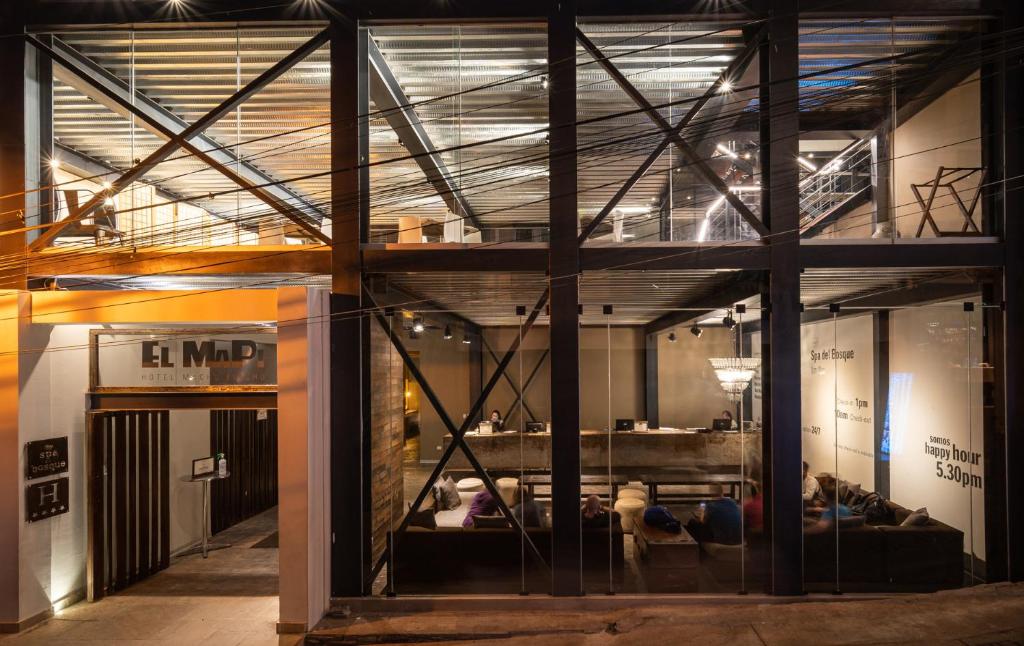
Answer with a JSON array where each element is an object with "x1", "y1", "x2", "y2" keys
[
  {"x1": 719, "y1": 80, "x2": 733, "y2": 93},
  {"x1": 412, "y1": 318, "x2": 425, "y2": 333},
  {"x1": 690, "y1": 325, "x2": 703, "y2": 338},
  {"x1": 462, "y1": 334, "x2": 471, "y2": 344},
  {"x1": 722, "y1": 312, "x2": 737, "y2": 329},
  {"x1": 668, "y1": 331, "x2": 677, "y2": 343},
  {"x1": 540, "y1": 76, "x2": 549, "y2": 90},
  {"x1": 443, "y1": 324, "x2": 452, "y2": 340}
]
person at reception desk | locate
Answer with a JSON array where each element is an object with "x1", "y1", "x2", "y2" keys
[
  {"x1": 488, "y1": 409, "x2": 504, "y2": 432},
  {"x1": 685, "y1": 484, "x2": 741, "y2": 545}
]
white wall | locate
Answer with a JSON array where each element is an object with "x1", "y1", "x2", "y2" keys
[
  {"x1": 18, "y1": 324, "x2": 91, "y2": 619},
  {"x1": 889, "y1": 303, "x2": 984, "y2": 559},
  {"x1": 800, "y1": 314, "x2": 876, "y2": 487},
  {"x1": 657, "y1": 327, "x2": 736, "y2": 429},
  {"x1": 168, "y1": 410, "x2": 211, "y2": 554}
]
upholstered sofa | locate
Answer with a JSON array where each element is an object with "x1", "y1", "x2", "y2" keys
[{"x1": 391, "y1": 525, "x2": 625, "y2": 593}]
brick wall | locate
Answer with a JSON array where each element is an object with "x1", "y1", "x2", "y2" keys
[{"x1": 370, "y1": 323, "x2": 405, "y2": 563}]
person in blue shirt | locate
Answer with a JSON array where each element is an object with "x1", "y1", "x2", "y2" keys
[
  {"x1": 808, "y1": 482, "x2": 852, "y2": 533},
  {"x1": 685, "y1": 484, "x2": 742, "y2": 545}
]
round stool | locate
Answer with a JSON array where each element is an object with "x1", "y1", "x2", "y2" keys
[
  {"x1": 613, "y1": 497, "x2": 645, "y2": 533},
  {"x1": 617, "y1": 487, "x2": 648, "y2": 505},
  {"x1": 496, "y1": 477, "x2": 519, "y2": 506},
  {"x1": 456, "y1": 477, "x2": 484, "y2": 493}
]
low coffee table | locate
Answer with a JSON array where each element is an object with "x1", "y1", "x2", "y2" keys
[{"x1": 633, "y1": 519, "x2": 699, "y2": 592}]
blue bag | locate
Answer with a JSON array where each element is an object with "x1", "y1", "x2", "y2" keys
[{"x1": 643, "y1": 505, "x2": 682, "y2": 533}]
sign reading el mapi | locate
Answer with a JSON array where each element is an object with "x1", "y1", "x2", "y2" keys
[{"x1": 95, "y1": 331, "x2": 277, "y2": 388}]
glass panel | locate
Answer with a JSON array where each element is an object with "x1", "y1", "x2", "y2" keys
[
  {"x1": 576, "y1": 22, "x2": 763, "y2": 245},
  {"x1": 797, "y1": 19, "x2": 986, "y2": 241},
  {"x1": 367, "y1": 25, "x2": 549, "y2": 243},
  {"x1": 800, "y1": 270, "x2": 993, "y2": 592}
]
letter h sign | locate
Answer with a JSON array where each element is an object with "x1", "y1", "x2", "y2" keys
[{"x1": 26, "y1": 477, "x2": 70, "y2": 522}]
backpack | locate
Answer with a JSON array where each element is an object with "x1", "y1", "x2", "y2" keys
[
  {"x1": 643, "y1": 505, "x2": 682, "y2": 534},
  {"x1": 864, "y1": 497, "x2": 895, "y2": 525}
]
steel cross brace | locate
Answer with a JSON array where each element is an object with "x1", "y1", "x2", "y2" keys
[
  {"x1": 27, "y1": 30, "x2": 331, "y2": 250},
  {"x1": 575, "y1": 28, "x2": 770, "y2": 239},
  {"x1": 365, "y1": 286, "x2": 552, "y2": 587},
  {"x1": 481, "y1": 335, "x2": 548, "y2": 425}
]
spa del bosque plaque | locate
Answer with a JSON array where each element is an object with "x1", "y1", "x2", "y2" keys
[{"x1": 25, "y1": 436, "x2": 69, "y2": 480}]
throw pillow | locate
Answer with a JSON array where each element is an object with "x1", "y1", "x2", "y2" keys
[
  {"x1": 434, "y1": 475, "x2": 461, "y2": 511},
  {"x1": 408, "y1": 506, "x2": 437, "y2": 530},
  {"x1": 901, "y1": 507, "x2": 930, "y2": 526},
  {"x1": 472, "y1": 514, "x2": 510, "y2": 529},
  {"x1": 842, "y1": 483, "x2": 861, "y2": 506}
]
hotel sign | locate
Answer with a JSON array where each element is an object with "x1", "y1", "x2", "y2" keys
[
  {"x1": 92, "y1": 329, "x2": 277, "y2": 389},
  {"x1": 26, "y1": 477, "x2": 69, "y2": 522}
]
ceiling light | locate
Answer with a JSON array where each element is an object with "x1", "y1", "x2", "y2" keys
[
  {"x1": 412, "y1": 318, "x2": 425, "y2": 333},
  {"x1": 690, "y1": 325, "x2": 703, "y2": 338},
  {"x1": 716, "y1": 143, "x2": 738, "y2": 160},
  {"x1": 102, "y1": 181, "x2": 112, "y2": 190},
  {"x1": 719, "y1": 80, "x2": 733, "y2": 93},
  {"x1": 723, "y1": 312, "x2": 737, "y2": 329},
  {"x1": 443, "y1": 324, "x2": 452, "y2": 340},
  {"x1": 797, "y1": 156, "x2": 817, "y2": 172},
  {"x1": 743, "y1": 152, "x2": 751, "y2": 160},
  {"x1": 668, "y1": 331, "x2": 677, "y2": 343},
  {"x1": 48, "y1": 158, "x2": 61, "y2": 169},
  {"x1": 807, "y1": 153, "x2": 815, "y2": 158},
  {"x1": 462, "y1": 334, "x2": 471, "y2": 344},
  {"x1": 540, "y1": 76, "x2": 549, "y2": 90}
]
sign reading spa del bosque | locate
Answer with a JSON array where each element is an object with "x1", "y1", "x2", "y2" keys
[{"x1": 95, "y1": 330, "x2": 277, "y2": 388}]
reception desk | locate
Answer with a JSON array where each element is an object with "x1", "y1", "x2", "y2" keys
[{"x1": 443, "y1": 429, "x2": 761, "y2": 471}]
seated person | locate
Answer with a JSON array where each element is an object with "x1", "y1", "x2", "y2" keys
[
  {"x1": 511, "y1": 485, "x2": 545, "y2": 528},
  {"x1": 580, "y1": 494, "x2": 619, "y2": 529},
  {"x1": 802, "y1": 461, "x2": 824, "y2": 508},
  {"x1": 721, "y1": 410, "x2": 736, "y2": 429},
  {"x1": 743, "y1": 469, "x2": 764, "y2": 535},
  {"x1": 685, "y1": 484, "x2": 742, "y2": 545},
  {"x1": 462, "y1": 489, "x2": 500, "y2": 528},
  {"x1": 806, "y1": 482, "x2": 852, "y2": 533},
  {"x1": 487, "y1": 409, "x2": 504, "y2": 432}
]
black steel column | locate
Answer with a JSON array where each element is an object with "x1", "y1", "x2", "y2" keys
[
  {"x1": 644, "y1": 333, "x2": 659, "y2": 428},
  {"x1": 982, "y1": 278, "x2": 1007, "y2": 581},
  {"x1": 35, "y1": 34, "x2": 54, "y2": 229},
  {"x1": 1001, "y1": 1, "x2": 1024, "y2": 583},
  {"x1": 764, "y1": 0, "x2": 803, "y2": 595},
  {"x1": 548, "y1": 0, "x2": 582, "y2": 596},
  {"x1": 330, "y1": 17, "x2": 372, "y2": 597},
  {"x1": 873, "y1": 311, "x2": 891, "y2": 499}
]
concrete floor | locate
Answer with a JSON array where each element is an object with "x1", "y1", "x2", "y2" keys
[
  {"x1": 1, "y1": 508, "x2": 298, "y2": 646},
  {"x1": 310, "y1": 583, "x2": 1024, "y2": 645}
]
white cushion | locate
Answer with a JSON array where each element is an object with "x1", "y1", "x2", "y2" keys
[
  {"x1": 496, "y1": 477, "x2": 519, "y2": 506},
  {"x1": 456, "y1": 477, "x2": 484, "y2": 493},
  {"x1": 613, "y1": 498, "x2": 646, "y2": 533},
  {"x1": 617, "y1": 488, "x2": 648, "y2": 504}
]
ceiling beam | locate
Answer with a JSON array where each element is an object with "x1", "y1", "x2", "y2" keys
[
  {"x1": 367, "y1": 35, "x2": 482, "y2": 230},
  {"x1": 643, "y1": 270, "x2": 761, "y2": 336}
]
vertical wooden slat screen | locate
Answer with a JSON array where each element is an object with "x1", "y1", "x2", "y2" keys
[
  {"x1": 210, "y1": 409, "x2": 278, "y2": 535},
  {"x1": 88, "y1": 410, "x2": 171, "y2": 600}
]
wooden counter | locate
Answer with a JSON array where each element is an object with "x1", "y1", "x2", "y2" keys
[{"x1": 442, "y1": 429, "x2": 761, "y2": 471}]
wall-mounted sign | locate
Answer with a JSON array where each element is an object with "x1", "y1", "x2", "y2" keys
[
  {"x1": 26, "y1": 477, "x2": 69, "y2": 522},
  {"x1": 91, "y1": 329, "x2": 277, "y2": 390},
  {"x1": 25, "y1": 436, "x2": 69, "y2": 480}
]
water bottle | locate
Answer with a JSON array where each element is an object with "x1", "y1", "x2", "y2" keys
[{"x1": 218, "y1": 452, "x2": 227, "y2": 476}]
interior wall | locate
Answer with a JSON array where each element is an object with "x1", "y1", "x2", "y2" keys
[
  {"x1": 799, "y1": 314, "x2": 876, "y2": 488},
  {"x1": 821, "y1": 71, "x2": 982, "y2": 239},
  {"x1": 657, "y1": 326, "x2": 736, "y2": 429},
  {"x1": 167, "y1": 410, "x2": 210, "y2": 554}
]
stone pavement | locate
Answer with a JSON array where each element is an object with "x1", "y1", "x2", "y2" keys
[
  {"x1": 0, "y1": 508, "x2": 298, "y2": 646},
  {"x1": 309, "y1": 583, "x2": 1024, "y2": 645}
]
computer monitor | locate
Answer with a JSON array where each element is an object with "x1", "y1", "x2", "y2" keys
[
  {"x1": 711, "y1": 418, "x2": 733, "y2": 431},
  {"x1": 525, "y1": 422, "x2": 544, "y2": 433},
  {"x1": 615, "y1": 419, "x2": 635, "y2": 431}
]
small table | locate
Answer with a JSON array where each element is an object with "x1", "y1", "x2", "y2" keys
[
  {"x1": 640, "y1": 471, "x2": 749, "y2": 504},
  {"x1": 179, "y1": 471, "x2": 231, "y2": 558},
  {"x1": 633, "y1": 520, "x2": 699, "y2": 592},
  {"x1": 522, "y1": 473, "x2": 627, "y2": 501}
]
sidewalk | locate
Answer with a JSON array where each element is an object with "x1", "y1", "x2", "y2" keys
[{"x1": 308, "y1": 583, "x2": 1024, "y2": 645}]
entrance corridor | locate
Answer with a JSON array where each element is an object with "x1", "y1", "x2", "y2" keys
[{"x1": 0, "y1": 509, "x2": 296, "y2": 646}]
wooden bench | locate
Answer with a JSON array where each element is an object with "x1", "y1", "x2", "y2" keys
[
  {"x1": 522, "y1": 473, "x2": 628, "y2": 501},
  {"x1": 639, "y1": 470, "x2": 750, "y2": 504}
]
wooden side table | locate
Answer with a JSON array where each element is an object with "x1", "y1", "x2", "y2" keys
[{"x1": 633, "y1": 520, "x2": 699, "y2": 592}]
